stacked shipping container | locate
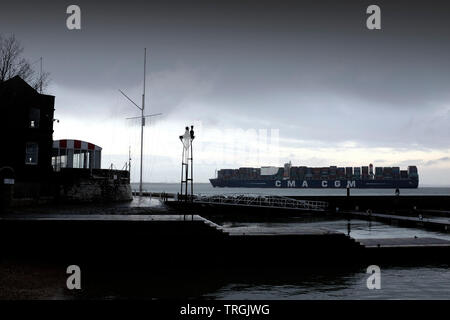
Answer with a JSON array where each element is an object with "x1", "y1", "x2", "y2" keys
[{"x1": 217, "y1": 165, "x2": 418, "y2": 182}]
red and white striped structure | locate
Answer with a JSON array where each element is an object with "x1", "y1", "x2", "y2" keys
[{"x1": 52, "y1": 139, "x2": 102, "y2": 170}]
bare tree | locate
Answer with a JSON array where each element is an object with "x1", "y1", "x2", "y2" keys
[
  {"x1": 32, "y1": 66, "x2": 50, "y2": 93},
  {"x1": 0, "y1": 34, "x2": 50, "y2": 92}
]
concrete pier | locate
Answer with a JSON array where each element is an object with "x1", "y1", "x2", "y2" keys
[
  {"x1": 1, "y1": 213, "x2": 449, "y2": 268},
  {"x1": 290, "y1": 195, "x2": 450, "y2": 212},
  {"x1": 357, "y1": 237, "x2": 450, "y2": 248},
  {"x1": 355, "y1": 237, "x2": 450, "y2": 264},
  {"x1": 139, "y1": 192, "x2": 450, "y2": 213},
  {"x1": 349, "y1": 211, "x2": 450, "y2": 232}
]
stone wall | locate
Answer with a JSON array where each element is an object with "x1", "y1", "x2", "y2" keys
[
  {"x1": 1, "y1": 168, "x2": 132, "y2": 209},
  {"x1": 56, "y1": 168, "x2": 132, "y2": 203}
]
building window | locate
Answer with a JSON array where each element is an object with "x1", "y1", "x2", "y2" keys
[
  {"x1": 29, "y1": 108, "x2": 40, "y2": 128},
  {"x1": 73, "y1": 150, "x2": 88, "y2": 169},
  {"x1": 52, "y1": 148, "x2": 67, "y2": 171},
  {"x1": 25, "y1": 142, "x2": 39, "y2": 165}
]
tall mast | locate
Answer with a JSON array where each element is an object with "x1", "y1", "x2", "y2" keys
[
  {"x1": 128, "y1": 146, "x2": 131, "y2": 173},
  {"x1": 139, "y1": 48, "x2": 146, "y2": 195},
  {"x1": 119, "y1": 48, "x2": 162, "y2": 196},
  {"x1": 40, "y1": 57, "x2": 43, "y2": 94}
]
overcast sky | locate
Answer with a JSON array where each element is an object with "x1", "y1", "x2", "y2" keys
[{"x1": 1, "y1": 0, "x2": 450, "y2": 185}]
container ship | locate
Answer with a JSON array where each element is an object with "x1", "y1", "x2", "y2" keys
[{"x1": 210, "y1": 163, "x2": 419, "y2": 188}]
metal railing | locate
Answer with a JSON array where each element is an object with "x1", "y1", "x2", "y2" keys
[{"x1": 193, "y1": 193, "x2": 328, "y2": 211}]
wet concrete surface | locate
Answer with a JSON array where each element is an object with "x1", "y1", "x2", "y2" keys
[{"x1": 7, "y1": 196, "x2": 168, "y2": 215}]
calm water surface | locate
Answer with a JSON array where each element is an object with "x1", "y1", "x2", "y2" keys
[
  {"x1": 203, "y1": 265, "x2": 450, "y2": 299},
  {"x1": 128, "y1": 185, "x2": 450, "y2": 299},
  {"x1": 206, "y1": 218, "x2": 450, "y2": 299},
  {"x1": 133, "y1": 183, "x2": 450, "y2": 196}
]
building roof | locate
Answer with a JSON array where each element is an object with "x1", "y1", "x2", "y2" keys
[
  {"x1": 0, "y1": 75, "x2": 54, "y2": 101},
  {"x1": 53, "y1": 139, "x2": 102, "y2": 151}
]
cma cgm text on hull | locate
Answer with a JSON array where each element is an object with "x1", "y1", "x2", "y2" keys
[{"x1": 210, "y1": 163, "x2": 419, "y2": 189}]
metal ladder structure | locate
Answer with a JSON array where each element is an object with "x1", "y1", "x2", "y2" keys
[{"x1": 179, "y1": 126, "x2": 195, "y2": 201}]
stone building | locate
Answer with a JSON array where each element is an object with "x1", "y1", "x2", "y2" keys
[
  {"x1": 0, "y1": 76, "x2": 55, "y2": 198},
  {"x1": 0, "y1": 76, "x2": 131, "y2": 207}
]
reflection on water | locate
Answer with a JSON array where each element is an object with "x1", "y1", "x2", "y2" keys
[
  {"x1": 218, "y1": 218, "x2": 450, "y2": 241},
  {"x1": 128, "y1": 196, "x2": 164, "y2": 208},
  {"x1": 203, "y1": 217, "x2": 450, "y2": 299},
  {"x1": 1, "y1": 259, "x2": 448, "y2": 299},
  {"x1": 205, "y1": 265, "x2": 450, "y2": 299}
]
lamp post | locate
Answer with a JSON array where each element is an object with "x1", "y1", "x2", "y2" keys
[{"x1": 179, "y1": 125, "x2": 195, "y2": 201}]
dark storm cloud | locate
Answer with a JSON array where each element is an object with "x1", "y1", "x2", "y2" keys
[{"x1": 1, "y1": 0, "x2": 450, "y2": 150}]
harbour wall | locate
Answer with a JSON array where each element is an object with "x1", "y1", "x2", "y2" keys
[
  {"x1": 290, "y1": 195, "x2": 450, "y2": 212},
  {"x1": 1, "y1": 168, "x2": 132, "y2": 211},
  {"x1": 55, "y1": 168, "x2": 132, "y2": 203},
  {"x1": 142, "y1": 192, "x2": 450, "y2": 213},
  {"x1": 164, "y1": 194, "x2": 450, "y2": 220},
  {"x1": 1, "y1": 214, "x2": 448, "y2": 270}
]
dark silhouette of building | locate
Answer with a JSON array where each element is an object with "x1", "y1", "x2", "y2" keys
[
  {"x1": 0, "y1": 76, "x2": 55, "y2": 196},
  {"x1": 0, "y1": 76, "x2": 131, "y2": 206},
  {"x1": 0, "y1": 76, "x2": 55, "y2": 178}
]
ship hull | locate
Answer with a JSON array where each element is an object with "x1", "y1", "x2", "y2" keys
[{"x1": 209, "y1": 178, "x2": 418, "y2": 188}]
